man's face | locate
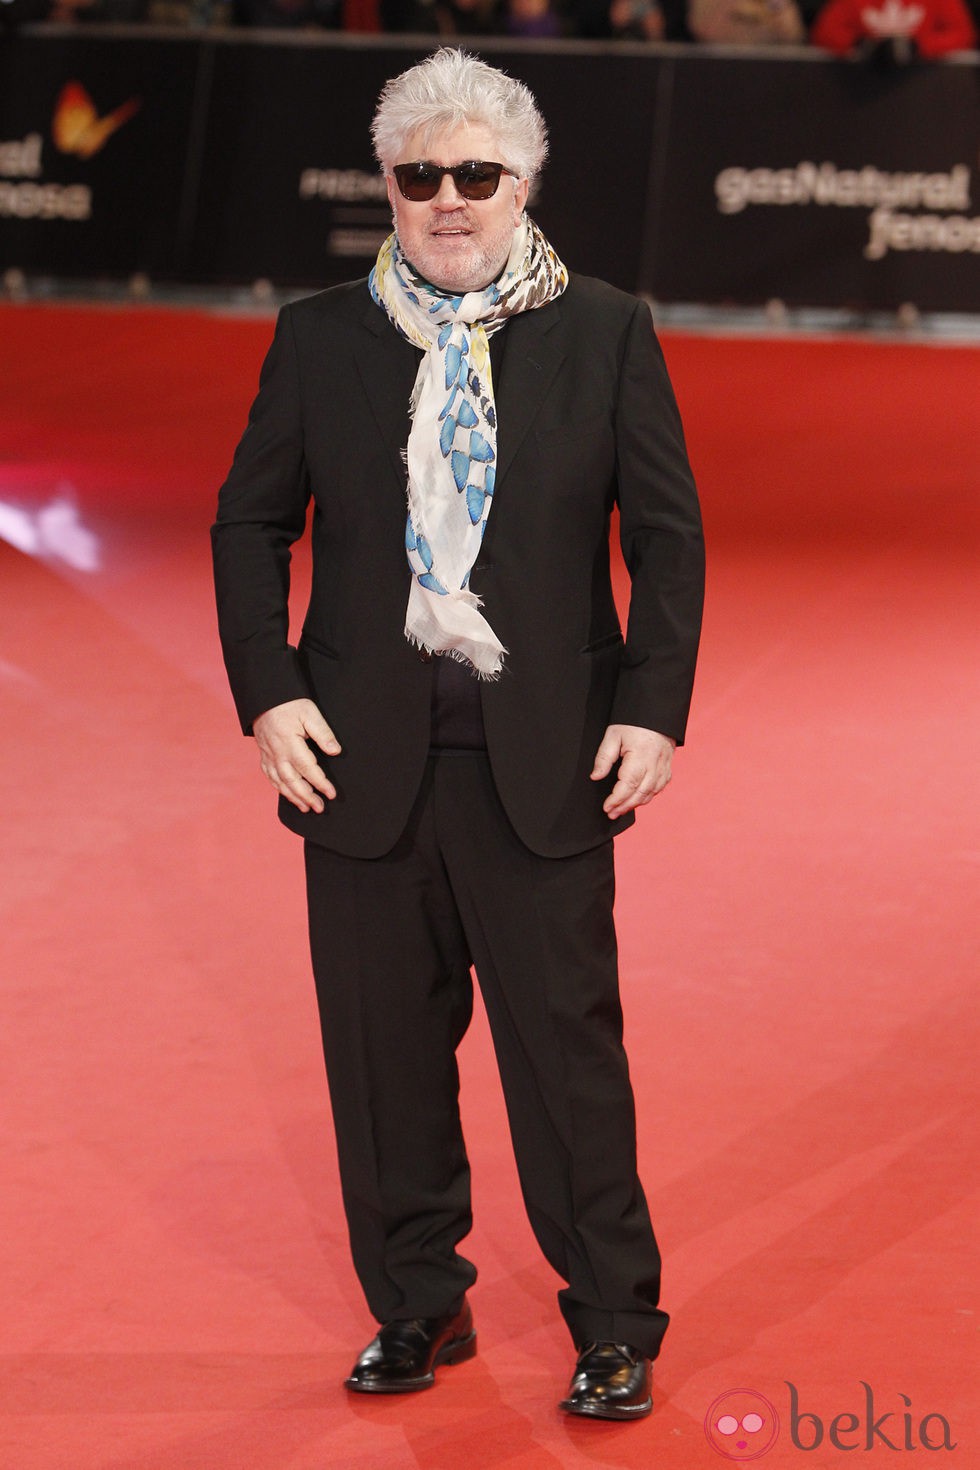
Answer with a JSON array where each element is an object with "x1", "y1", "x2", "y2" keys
[{"x1": 386, "y1": 123, "x2": 530, "y2": 294}]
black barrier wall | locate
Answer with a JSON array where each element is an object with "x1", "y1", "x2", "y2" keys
[
  {"x1": 645, "y1": 53, "x2": 980, "y2": 313},
  {"x1": 1, "y1": 29, "x2": 978, "y2": 310},
  {"x1": 0, "y1": 31, "x2": 200, "y2": 278}
]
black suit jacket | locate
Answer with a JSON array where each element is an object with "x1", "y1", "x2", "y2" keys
[{"x1": 212, "y1": 272, "x2": 704, "y2": 859}]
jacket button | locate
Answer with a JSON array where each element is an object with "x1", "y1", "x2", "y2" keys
[{"x1": 418, "y1": 647, "x2": 432, "y2": 662}]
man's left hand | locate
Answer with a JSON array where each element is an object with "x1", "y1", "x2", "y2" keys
[{"x1": 591, "y1": 724, "x2": 676, "y2": 819}]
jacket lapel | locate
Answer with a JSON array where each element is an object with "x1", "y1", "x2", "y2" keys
[
  {"x1": 352, "y1": 297, "x2": 420, "y2": 493},
  {"x1": 351, "y1": 290, "x2": 566, "y2": 505},
  {"x1": 492, "y1": 296, "x2": 566, "y2": 486}
]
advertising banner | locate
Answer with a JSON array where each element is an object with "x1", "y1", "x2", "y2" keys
[
  {"x1": 2, "y1": 31, "x2": 977, "y2": 311},
  {"x1": 187, "y1": 40, "x2": 394, "y2": 289},
  {"x1": 188, "y1": 39, "x2": 662, "y2": 294},
  {"x1": 645, "y1": 54, "x2": 980, "y2": 313},
  {"x1": 0, "y1": 32, "x2": 200, "y2": 279}
]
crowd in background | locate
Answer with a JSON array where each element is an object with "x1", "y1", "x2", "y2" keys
[{"x1": 25, "y1": 0, "x2": 979, "y2": 62}]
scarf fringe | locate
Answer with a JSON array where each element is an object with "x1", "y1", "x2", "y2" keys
[{"x1": 404, "y1": 632, "x2": 506, "y2": 683}]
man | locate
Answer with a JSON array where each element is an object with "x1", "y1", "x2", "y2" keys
[{"x1": 212, "y1": 47, "x2": 704, "y2": 1421}]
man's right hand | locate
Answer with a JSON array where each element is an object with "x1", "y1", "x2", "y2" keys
[{"x1": 252, "y1": 699, "x2": 341, "y2": 814}]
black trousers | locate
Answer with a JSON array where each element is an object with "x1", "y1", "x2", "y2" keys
[{"x1": 304, "y1": 750, "x2": 669, "y2": 1358}]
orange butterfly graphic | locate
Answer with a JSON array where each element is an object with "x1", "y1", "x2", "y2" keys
[{"x1": 52, "y1": 81, "x2": 141, "y2": 160}]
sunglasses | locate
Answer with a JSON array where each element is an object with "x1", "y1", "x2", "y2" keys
[{"x1": 392, "y1": 160, "x2": 519, "y2": 202}]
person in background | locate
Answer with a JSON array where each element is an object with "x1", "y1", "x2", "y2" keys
[
  {"x1": 810, "y1": 0, "x2": 976, "y2": 60},
  {"x1": 503, "y1": 0, "x2": 562, "y2": 36},
  {"x1": 688, "y1": 0, "x2": 805, "y2": 43},
  {"x1": 432, "y1": 0, "x2": 500, "y2": 33},
  {"x1": 609, "y1": 0, "x2": 666, "y2": 40},
  {"x1": 231, "y1": 0, "x2": 338, "y2": 26}
]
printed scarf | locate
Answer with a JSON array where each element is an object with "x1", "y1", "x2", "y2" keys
[{"x1": 368, "y1": 216, "x2": 568, "y2": 677}]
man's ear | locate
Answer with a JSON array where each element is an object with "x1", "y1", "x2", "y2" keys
[
  {"x1": 385, "y1": 174, "x2": 398, "y2": 215},
  {"x1": 514, "y1": 176, "x2": 530, "y2": 222}
]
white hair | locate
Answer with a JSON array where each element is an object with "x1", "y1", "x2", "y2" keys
[{"x1": 371, "y1": 48, "x2": 548, "y2": 184}]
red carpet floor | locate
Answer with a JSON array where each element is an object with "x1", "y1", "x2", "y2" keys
[{"x1": 1, "y1": 304, "x2": 977, "y2": 1469}]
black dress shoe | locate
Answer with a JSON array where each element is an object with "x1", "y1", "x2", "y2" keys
[
  {"x1": 344, "y1": 1301, "x2": 476, "y2": 1393},
  {"x1": 559, "y1": 1341, "x2": 653, "y2": 1420}
]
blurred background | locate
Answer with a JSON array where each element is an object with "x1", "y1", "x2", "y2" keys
[{"x1": 0, "y1": 22, "x2": 978, "y2": 316}]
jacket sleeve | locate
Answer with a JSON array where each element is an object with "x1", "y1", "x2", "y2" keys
[
  {"x1": 610, "y1": 302, "x2": 705, "y2": 745},
  {"x1": 211, "y1": 305, "x2": 314, "y2": 734}
]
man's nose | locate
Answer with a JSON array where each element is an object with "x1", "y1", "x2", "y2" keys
[{"x1": 432, "y1": 173, "x2": 465, "y2": 209}]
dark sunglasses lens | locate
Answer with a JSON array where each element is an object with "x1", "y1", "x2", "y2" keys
[
  {"x1": 454, "y1": 164, "x2": 502, "y2": 199},
  {"x1": 395, "y1": 164, "x2": 442, "y2": 200}
]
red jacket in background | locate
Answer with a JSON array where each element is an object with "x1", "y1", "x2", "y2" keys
[{"x1": 811, "y1": 0, "x2": 977, "y2": 56}]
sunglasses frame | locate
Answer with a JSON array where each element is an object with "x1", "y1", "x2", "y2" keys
[{"x1": 392, "y1": 160, "x2": 519, "y2": 203}]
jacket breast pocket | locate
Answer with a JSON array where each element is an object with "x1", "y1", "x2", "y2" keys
[{"x1": 535, "y1": 413, "x2": 611, "y2": 449}]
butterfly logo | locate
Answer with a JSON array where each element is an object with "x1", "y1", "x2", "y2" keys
[{"x1": 51, "y1": 81, "x2": 141, "y2": 160}]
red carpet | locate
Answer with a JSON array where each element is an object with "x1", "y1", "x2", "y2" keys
[{"x1": 1, "y1": 304, "x2": 976, "y2": 1469}]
